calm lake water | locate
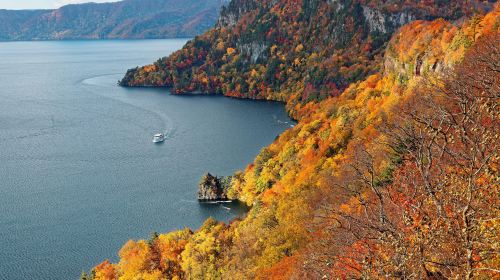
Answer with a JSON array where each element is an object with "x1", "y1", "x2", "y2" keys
[{"x1": 0, "y1": 40, "x2": 292, "y2": 280}]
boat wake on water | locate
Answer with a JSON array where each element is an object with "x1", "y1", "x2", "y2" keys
[{"x1": 80, "y1": 73, "x2": 176, "y2": 144}]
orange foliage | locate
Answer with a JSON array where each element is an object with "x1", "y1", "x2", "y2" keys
[
  {"x1": 255, "y1": 255, "x2": 300, "y2": 280},
  {"x1": 93, "y1": 260, "x2": 116, "y2": 280}
]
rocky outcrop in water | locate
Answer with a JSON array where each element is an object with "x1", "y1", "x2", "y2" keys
[{"x1": 197, "y1": 173, "x2": 232, "y2": 202}]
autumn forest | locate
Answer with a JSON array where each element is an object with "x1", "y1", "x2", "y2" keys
[{"x1": 85, "y1": 0, "x2": 499, "y2": 279}]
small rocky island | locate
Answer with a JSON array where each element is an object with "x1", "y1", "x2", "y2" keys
[{"x1": 197, "y1": 173, "x2": 232, "y2": 202}]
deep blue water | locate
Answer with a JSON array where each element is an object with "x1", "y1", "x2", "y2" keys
[{"x1": 0, "y1": 40, "x2": 292, "y2": 280}]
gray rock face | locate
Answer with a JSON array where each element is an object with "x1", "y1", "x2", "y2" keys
[
  {"x1": 216, "y1": 0, "x2": 258, "y2": 28},
  {"x1": 197, "y1": 173, "x2": 231, "y2": 202},
  {"x1": 362, "y1": 5, "x2": 415, "y2": 34},
  {"x1": 238, "y1": 42, "x2": 268, "y2": 63}
]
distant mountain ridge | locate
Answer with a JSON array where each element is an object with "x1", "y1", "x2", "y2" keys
[{"x1": 0, "y1": 0, "x2": 227, "y2": 40}]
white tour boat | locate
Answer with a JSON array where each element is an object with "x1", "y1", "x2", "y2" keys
[{"x1": 153, "y1": 133, "x2": 165, "y2": 143}]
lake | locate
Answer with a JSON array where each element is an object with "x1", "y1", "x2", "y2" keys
[{"x1": 0, "y1": 40, "x2": 292, "y2": 280}]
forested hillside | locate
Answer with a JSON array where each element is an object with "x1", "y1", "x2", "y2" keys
[
  {"x1": 85, "y1": 1, "x2": 499, "y2": 279},
  {"x1": 120, "y1": 0, "x2": 494, "y2": 118},
  {"x1": 0, "y1": 0, "x2": 225, "y2": 40}
]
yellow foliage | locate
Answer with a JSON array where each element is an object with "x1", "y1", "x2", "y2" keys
[
  {"x1": 117, "y1": 240, "x2": 151, "y2": 280},
  {"x1": 270, "y1": 45, "x2": 278, "y2": 55},
  {"x1": 295, "y1": 44, "x2": 304, "y2": 52},
  {"x1": 216, "y1": 41, "x2": 225, "y2": 51},
  {"x1": 226, "y1": 47, "x2": 236, "y2": 55},
  {"x1": 141, "y1": 270, "x2": 163, "y2": 280},
  {"x1": 142, "y1": 65, "x2": 157, "y2": 73}
]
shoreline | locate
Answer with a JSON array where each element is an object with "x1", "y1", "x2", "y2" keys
[{"x1": 121, "y1": 84, "x2": 299, "y2": 122}]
